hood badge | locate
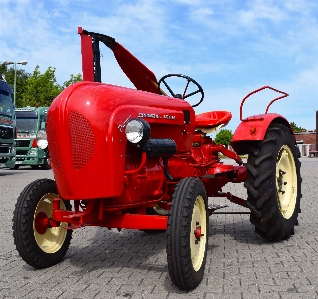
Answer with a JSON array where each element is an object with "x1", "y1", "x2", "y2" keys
[
  {"x1": 118, "y1": 115, "x2": 132, "y2": 133},
  {"x1": 138, "y1": 113, "x2": 176, "y2": 120}
]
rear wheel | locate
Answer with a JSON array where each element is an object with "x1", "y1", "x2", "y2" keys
[
  {"x1": 13, "y1": 179, "x2": 72, "y2": 268},
  {"x1": 245, "y1": 123, "x2": 301, "y2": 241},
  {"x1": 167, "y1": 177, "x2": 208, "y2": 290}
]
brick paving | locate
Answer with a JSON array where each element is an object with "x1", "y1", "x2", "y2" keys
[{"x1": 0, "y1": 157, "x2": 317, "y2": 298}]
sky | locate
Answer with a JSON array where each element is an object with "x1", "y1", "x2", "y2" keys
[{"x1": 1, "y1": 0, "x2": 317, "y2": 132}]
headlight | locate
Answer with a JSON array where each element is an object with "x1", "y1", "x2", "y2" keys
[
  {"x1": 125, "y1": 118, "x2": 150, "y2": 144},
  {"x1": 36, "y1": 129, "x2": 48, "y2": 149}
]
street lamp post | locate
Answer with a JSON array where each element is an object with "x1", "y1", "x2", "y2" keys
[{"x1": 2, "y1": 60, "x2": 28, "y2": 106}]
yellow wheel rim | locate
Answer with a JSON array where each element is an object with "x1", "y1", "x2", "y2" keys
[
  {"x1": 33, "y1": 193, "x2": 68, "y2": 253},
  {"x1": 190, "y1": 195, "x2": 207, "y2": 271},
  {"x1": 276, "y1": 145, "x2": 297, "y2": 219}
]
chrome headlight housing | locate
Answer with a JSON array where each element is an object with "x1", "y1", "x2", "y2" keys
[
  {"x1": 36, "y1": 129, "x2": 48, "y2": 149},
  {"x1": 125, "y1": 118, "x2": 150, "y2": 144}
]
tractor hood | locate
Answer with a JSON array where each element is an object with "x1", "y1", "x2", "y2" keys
[{"x1": 47, "y1": 81, "x2": 195, "y2": 200}]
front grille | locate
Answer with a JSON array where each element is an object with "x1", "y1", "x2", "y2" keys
[
  {"x1": 0, "y1": 125, "x2": 13, "y2": 139},
  {"x1": 0, "y1": 146, "x2": 10, "y2": 154},
  {"x1": 69, "y1": 110, "x2": 95, "y2": 170},
  {"x1": 16, "y1": 150, "x2": 28, "y2": 155},
  {"x1": 47, "y1": 113, "x2": 61, "y2": 170},
  {"x1": 15, "y1": 139, "x2": 31, "y2": 147}
]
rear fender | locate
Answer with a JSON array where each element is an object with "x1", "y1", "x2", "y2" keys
[{"x1": 231, "y1": 114, "x2": 294, "y2": 155}]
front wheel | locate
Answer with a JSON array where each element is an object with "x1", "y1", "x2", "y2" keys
[
  {"x1": 245, "y1": 123, "x2": 301, "y2": 241},
  {"x1": 167, "y1": 177, "x2": 208, "y2": 290},
  {"x1": 13, "y1": 179, "x2": 72, "y2": 268}
]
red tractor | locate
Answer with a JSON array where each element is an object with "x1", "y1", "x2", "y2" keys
[{"x1": 13, "y1": 28, "x2": 301, "y2": 290}]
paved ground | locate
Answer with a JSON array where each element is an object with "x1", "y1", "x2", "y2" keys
[{"x1": 0, "y1": 157, "x2": 317, "y2": 299}]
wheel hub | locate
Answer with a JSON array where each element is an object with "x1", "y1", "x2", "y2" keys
[
  {"x1": 276, "y1": 145, "x2": 297, "y2": 219},
  {"x1": 194, "y1": 223, "x2": 204, "y2": 244},
  {"x1": 33, "y1": 193, "x2": 68, "y2": 253},
  {"x1": 277, "y1": 169, "x2": 287, "y2": 194},
  {"x1": 34, "y1": 212, "x2": 49, "y2": 234}
]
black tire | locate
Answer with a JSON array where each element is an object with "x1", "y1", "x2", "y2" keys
[
  {"x1": 11, "y1": 165, "x2": 19, "y2": 170},
  {"x1": 245, "y1": 123, "x2": 301, "y2": 241},
  {"x1": 13, "y1": 179, "x2": 72, "y2": 268},
  {"x1": 41, "y1": 152, "x2": 51, "y2": 170},
  {"x1": 167, "y1": 177, "x2": 208, "y2": 290}
]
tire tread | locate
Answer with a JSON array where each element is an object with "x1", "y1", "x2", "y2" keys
[
  {"x1": 13, "y1": 179, "x2": 72, "y2": 268},
  {"x1": 167, "y1": 177, "x2": 208, "y2": 290},
  {"x1": 245, "y1": 123, "x2": 301, "y2": 241}
]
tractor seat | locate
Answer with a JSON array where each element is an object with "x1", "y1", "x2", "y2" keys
[{"x1": 195, "y1": 111, "x2": 232, "y2": 133}]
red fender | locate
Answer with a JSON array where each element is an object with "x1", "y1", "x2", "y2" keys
[{"x1": 231, "y1": 113, "x2": 295, "y2": 154}]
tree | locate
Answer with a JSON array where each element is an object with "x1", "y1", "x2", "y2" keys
[
  {"x1": 290, "y1": 122, "x2": 306, "y2": 133},
  {"x1": 62, "y1": 73, "x2": 82, "y2": 88},
  {"x1": 20, "y1": 66, "x2": 82, "y2": 107},
  {"x1": 1, "y1": 63, "x2": 81, "y2": 107},
  {"x1": 20, "y1": 66, "x2": 61, "y2": 107},
  {"x1": 214, "y1": 129, "x2": 233, "y2": 146},
  {"x1": 0, "y1": 64, "x2": 30, "y2": 107}
]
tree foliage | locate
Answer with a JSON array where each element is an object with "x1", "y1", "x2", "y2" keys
[
  {"x1": 21, "y1": 66, "x2": 82, "y2": 107},
  {"x1": 290, "y1": 122, "x2": 306, "y2": 132},
  {"x1": 214, "y1": 129, "x2": 233, "y2": 146},
  {"x1": 0, "y1": 64, "x2": 82, "y2": 107},
  {"x1": 63, "y1": 73, "x2": 82, "y2": 88},
  {"x1": 21, "y1": 66, "x2": 62, "y2": 107},
  {"x1": 0, "y1": 64, "x2": 30, "y2": 107}
]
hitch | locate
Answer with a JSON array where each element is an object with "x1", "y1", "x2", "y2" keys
[
  {"x1": 217, "y1": 144, "x2": 243, "y2": 165},
  {"x1": 208, "y1": 204, "x2": 228, "y2": 215},
  {"x1": 208, "y1": 192, "x2": 250, "y2": 216}
]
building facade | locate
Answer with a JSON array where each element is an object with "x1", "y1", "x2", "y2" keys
[{"x1": 294, "y1": 132, "x2": 316, "y2": 156}]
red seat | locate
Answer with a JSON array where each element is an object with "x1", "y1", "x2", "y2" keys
[{"x1": 195, "y1": 111, "x2": 232, "y2": 133}]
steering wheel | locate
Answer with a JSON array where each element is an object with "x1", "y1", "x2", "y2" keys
[{"x1": 158, "y1": 74, "x2": 204, "y2": 107}]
